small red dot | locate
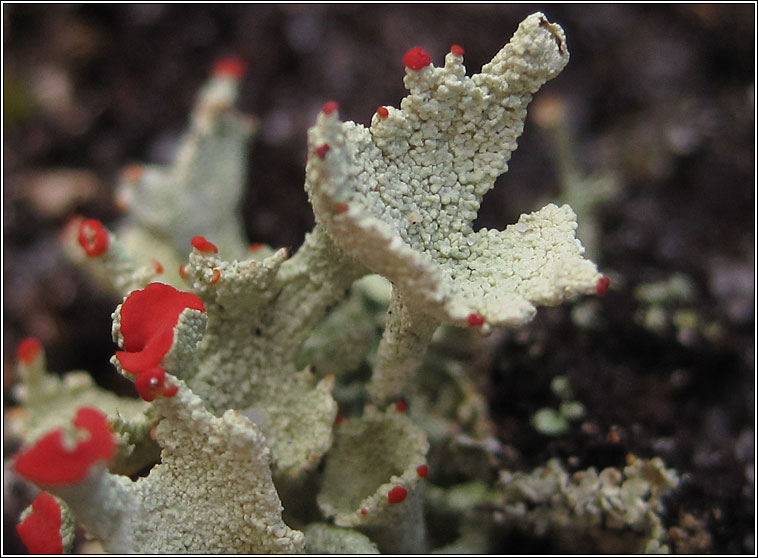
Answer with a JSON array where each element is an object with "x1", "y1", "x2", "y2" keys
[
  {"x1": 77, "y1": 219, "x2": 109, "y2": 258},
  {"x1": 335, "y1": 202, "x2": 349, "y2": 214},
  {"x1": 211, "y1": 269, "x2": 221, "y2": 284},
  {"x1": 360, "y1": 508, "x2": 368, "y2": 515},
  {"x1": 467, "y1": 313, "x2": 485, "y2": 327},
  {"x1": 450, "y1": 44, "x2": 465, "y2": 56},
  {"x1": 315, "y1": 143, "x2": 330, "y2": 159},
  {"x1": 322, "y1": 101, "x2": 339, "y2": 115},
  {"x1": 192, "y1": 236, "x2": 218, "y2": 254},
  {"x1": 335, "y1": 414, "x2": 344, "y2": 425},
  {"x1": 388, "y1": 486, "x2": 407, "y2": 504},
  {"x1": 17, "y1": 338, "x2": 42, "y2": 364},
  {"x1": 403, "y1": 47, "x2": 432, "y2": 70},
  {"x1": 249, "y1": 243, "x2": 265, "y2": 252},
  {"x1": 416, "y1": 464, "x2": 428, "y2": 478},
  {"x1": 179, "y1": 265, "x2": 188, "y2": 279},
  {"x1": 152, "y1": 260, "x2": 164, "y2": 275},
  {"x1": 395, "y1": 399, "x2": 408, "y2": 413},
  {"x1": 596, "y1": 276, "x2": 610, "y2": 296},
  {"x1": 376, "y1": 106, "x2": 389, "y2": 119},
  {"x1": 212, "y1": 56, "x2": 246, "y2": 79}
]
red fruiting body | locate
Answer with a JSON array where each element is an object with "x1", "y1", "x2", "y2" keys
[
  {"x1": 77, "y1": 219, "x2": 109, "y2": 257},
  {"x1": 123, "y1": 163, "x2": 144, "y2": 183},
  {"x1": 322, "y1": 100, "x2": 339, "y2": 115},
  {"x1": 403, "y1": 47, "x2": 432, "y2": 70},
  {"x1": 335, "y1": 414, "x2": 344, "y2": 425},
  {"x1": 387, "y1": 486, "x2": 407, "y2": 504},
  {"x1": 360, "y1": 508, "x2": 368, "y2": 515},
  {"x1": 17, "y1": 337, "x2": 42, "y2": 364},
  {"x1": 450, "y1": 44, "x2": 465, "y2": 56},
  {"x1": 115, "y1": 283, "x2": 205, "y2": 401},
  {"x1": 13, "y1": 407, "x2": 115, "y2": 486},
  {"x1": 133, "y1": 367, "x2": 179, "y2": 401},
  {"x1": 467, "y1": 313, "x2": 485, "y2": 327},
  {"x1": 249, "y1": 243, "x2": 265, "y2": 252},
  {"x1": 212, "y1": 56, "x2": 247, "y2": 79},
  {"x1": 315, "y1": 143, "x2": 330, "y2": 159},
  {"x1": 211, "y1": 268, "x2": 221, "y2": 284},
  {"x1": 152, "y1": 260, "x2": 164, "y2": 275},
  {"x1": 596, "y1": 276, "x2": 610, "y2": 296},
  {"x1": 376, "y1": 106, "x2": 389, "y2": 119},
  {"x1": 191, "y1": 236, "x2": 218, "y2": 254},
  {"x1": 16, "y1": 492, "x2": 63, "y2": 554},
  {"x1": 416, "y1": 464, "x2": 428, "y2": 478},
  {"x1": 395, "y1": 398, "x2": 408, "y2": 413},
  {"x1": 179, "y1": 265, "x2": 188, "y2": 279},
  {"x1": 335, "y1": 202, "x2": 349, "y2": 214}
]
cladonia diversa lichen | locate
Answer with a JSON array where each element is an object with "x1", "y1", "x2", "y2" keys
[
  {"x1": 8, "y1": 14, "x2": 679, "y2": 554},
  {"x1": 495, "y1": 457, "x2": 680, "y2": 553}
]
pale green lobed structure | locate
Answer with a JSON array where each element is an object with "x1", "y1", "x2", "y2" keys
[
  {"x1": 17, "y1": 494, "x2": 76, "y2": 554},
  {"x1": 495, "y1": 457, "x2": 680, "y2": 553},
  {"x1": 305, "y1": 13, "x2": 600, "y2": 329},
  {"x1": 304, "y1": 523, "x2": 380, "y2": 554},
  {"x1": 30, "y1": 381, "x2": 304, "y2": 553},
  {"x1": 8, "y1": 13, "x2": 680, "y2": 555},
  {"x1": 306, "y1": 12, "x2": 601, "y2": 403},
  {"x1": 9, "y1": 344, "x2": 155, "y2": 476},
  {"x1": 167, "y1": 233, "x2": 363, "y2": 476},
  {"x1": 116, "y1": 70, "x2": 256, "y2": 262},
  {"x1": 317, "y1": 405, "x2": 430, "y2": 554}
]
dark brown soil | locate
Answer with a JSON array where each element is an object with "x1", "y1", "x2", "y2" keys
[{"x1": 3, "y1": 4, "x2": 754, "y2": 554}]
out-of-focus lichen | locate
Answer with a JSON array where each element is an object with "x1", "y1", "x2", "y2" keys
[
  {"x1": 317, "y1": 405, "x2": 430, "y2": 554},
  {"x1": 532, "y1": 93, "x2": 619, "y2": 262},
  {"x1": 115, "y1": 59, "x2": 256, "y2": 262},
  {"x1": 16, "y1": 493, "x2": 76, "y2": 554},
  {"x1": 60, "y1": 58, "x2": 257, "y2": 297},
  {"x1": 634, "y1": 273, "x2": 724, "y2": 346},
  {"x1": 304, "y1": 523, "x2": 380, "y2": 554},
  {"x1": 531, "y1": 374, "x2": 586, "y2": 437},
  {"x1": 8, "y1": 339, "x2": 155, "y2": 476},
  {"x1": 425, "y1": 480, "x2": 497, "y2": 554},
  {"x1": 495, "y1": 457, "x2": 679, "y2": 553}
]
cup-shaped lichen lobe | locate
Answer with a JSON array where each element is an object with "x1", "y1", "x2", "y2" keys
[{"x1": 317, "y1": 406, "x2": 428, "y2": 521}]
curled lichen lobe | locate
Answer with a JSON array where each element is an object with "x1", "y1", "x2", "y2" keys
[
  {"x1": 115, "y1": 283, "x2": 205, "y2": 401},
  {"x1": 16, "y1": 493, "x2": 64, "y2": 554},
  {"x1": 13, "y1": 407, "x2": 115, "y2": 486},
  {"x1": 191, "y1": 236, "x2": 219, "y2": 254}
]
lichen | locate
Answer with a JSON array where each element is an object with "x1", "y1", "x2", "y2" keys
[
  {"x1": 305, "y1": 13, "x2": 602, "y2": 403},
  {"x1": 495, "y1": 457, "x2": 679, "y2": 553},
  {"x1": 6, "y1": 14, "x2": 674, "y2": 555}
]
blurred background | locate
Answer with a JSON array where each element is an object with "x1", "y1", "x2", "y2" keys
[{"x1": 3, "y1": 4, "x2": 754, "y2": 554}]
